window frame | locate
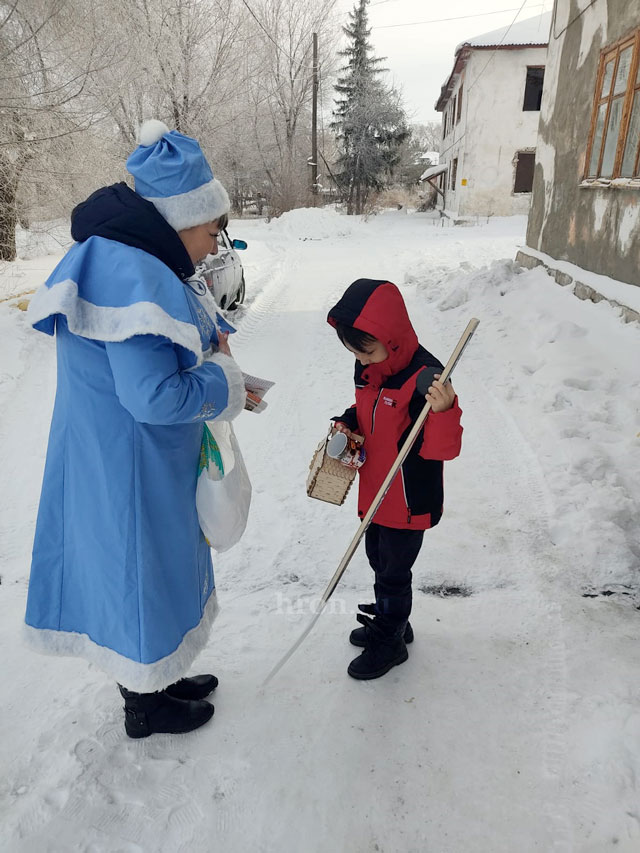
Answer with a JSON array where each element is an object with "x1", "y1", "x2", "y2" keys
[
  {"x1": 513, "y1": 150, "x2": 536, "y2": 194},
  {"x1": 522, "y1": 66, "x2": 545, "y2": 112},
  {"x1": 584, "y1": 29, "x2": 640, "y2": 181},
  {"x1": 450, "y1": 157, "x2": 458, "y2": 191},
  {"x1": 456, "y1": 83, "x2": 463, "y2": 123}
]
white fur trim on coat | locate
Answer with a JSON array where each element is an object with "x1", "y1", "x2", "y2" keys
[
  {"x1": 23, "y1": 592, "x2": 219, "y2": 693},
  {"x1": 204, "y1": 351, "x2": 246, "y2": 421},
  {"x1": 27, "y1": 279, "x2": 205, "y2": 364},
  {"x1": 144, "y1": 178, "x2": 230, "y2": 233}
]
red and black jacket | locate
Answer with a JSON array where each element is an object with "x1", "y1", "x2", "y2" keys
[{"x1": 328, "y1": 279, "x2": 463, "y2": 531}]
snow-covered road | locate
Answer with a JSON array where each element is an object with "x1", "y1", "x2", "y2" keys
[{"x1": 1, "y1": 210, "x2": 639, "y2": 852}]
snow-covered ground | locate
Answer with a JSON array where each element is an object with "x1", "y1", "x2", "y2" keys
[{"x1": 1, "y1": 209, "x2": 639, "y2": 852}]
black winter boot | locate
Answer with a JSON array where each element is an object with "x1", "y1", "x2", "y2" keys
[
  {"x1": 347, "y1": 614, "x2": 409, "y2": 680},
  {"x1": 349, "y1": 603, "x2": 414, "y2": 647},
  {"x1": 118, "y1": 686, "x2": 214, "y2": 739},
  {"x1": 164, "y1": 674, "x2": 219, "y2": 701}
]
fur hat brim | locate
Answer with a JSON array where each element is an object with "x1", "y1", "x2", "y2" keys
[{"x1": 143, "y1": 178, "x2": 230, "y2": 232}]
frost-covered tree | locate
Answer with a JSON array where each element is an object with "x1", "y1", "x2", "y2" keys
[
  {"x1": 394, "y1": 121, "x2": 443, "y2": 186},
  {"x1": 243, "y1": 0, "x2": 340, "y2": 213},
  {"x1": 332, "y1": 0, "x2": 409, "y2": 214},
  {"x1": 98, "y1": 0, "x2": 244, "y2": 144},
  {"x1": 411, "y1": 121, "x2": 441, "y2": 155},
  {"x1": 0, "y1": 0, "x2": 344, "y2": 249},
  {"x1": 0, "y1": 0, "x2": 114, "y2": 260}
]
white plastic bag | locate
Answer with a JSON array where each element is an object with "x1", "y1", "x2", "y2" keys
[{"x1": 196, "y1": 420, "x2": 251, "y2": 552}]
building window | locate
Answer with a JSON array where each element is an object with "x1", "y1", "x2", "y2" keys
[
  {"x1": 586, "y1": 30, "x2": 640, "y2": 179},
  {"x1": 457, "y1": 84, "x2": 463, "y2": 123},
  {"x1": 514, "y1": 151, "x2": 535, "y2": 193},
  {"x1": 443, "y1": 111, "x2": 448, "y2": 138},
  {"x1": 450, "y1": 158, "x2": 458, "y2": 191},
  {"x1": 523, "y1": 67, "x2": 545, "y2": 111}
]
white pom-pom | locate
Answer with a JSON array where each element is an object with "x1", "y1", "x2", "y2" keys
[{"x1": 138, "y1": 119, "x2": 170, "y2": 146}]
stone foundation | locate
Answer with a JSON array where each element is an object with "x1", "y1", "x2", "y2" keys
[{"x1": 515, "y1": 250, "x2": 640, "y2": 324}]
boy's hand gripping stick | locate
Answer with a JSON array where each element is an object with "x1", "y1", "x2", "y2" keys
[{"x1": 263, "y1": 318, "x2": 480, "y2": 686}]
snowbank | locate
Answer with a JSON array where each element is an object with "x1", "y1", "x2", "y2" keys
[
  {"x1": 266, "y1": 206, "x2": 357, "y2": 240},
  {"x1": 16, "y1": 221, "x2": 72, "y2": 261},
  {"x1": 0, "y1": 222, "x2": 71, "y2": 302},
  {"x1": 407, "y1": 256, "x2": 640, "y2": 596},
  {"x1": 517, "y1": 245, "x2": 640, "y2": 317}
]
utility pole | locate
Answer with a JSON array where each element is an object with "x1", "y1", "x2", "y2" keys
[{"x1": 310, "y1": 32, "x2": 319, "y2": 203}]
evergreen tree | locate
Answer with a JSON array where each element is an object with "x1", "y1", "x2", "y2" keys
[{"x1": 332, "y1": 0, "x2": 409, "y2": 214}]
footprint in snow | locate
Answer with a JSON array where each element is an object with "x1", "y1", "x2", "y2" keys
[{"x1": 563, "y1": 376, "x2": 594, "y2": 391}]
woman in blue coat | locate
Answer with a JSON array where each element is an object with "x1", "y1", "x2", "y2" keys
[{"x1": 25, "y1": 121, "x2": 246, "y2": 737}]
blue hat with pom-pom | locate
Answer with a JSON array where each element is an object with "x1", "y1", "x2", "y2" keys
[{"x1": 126, "y1": 120, "x2": 230, "y2": 232}]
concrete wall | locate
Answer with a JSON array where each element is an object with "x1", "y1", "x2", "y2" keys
[
  {"x1": 440, "y1": 47, "x2": 546, "y2": 216},
  {"x1": 526, "y1": 0, "x2": 640, "y2": 287}
]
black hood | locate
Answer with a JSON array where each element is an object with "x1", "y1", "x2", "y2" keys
[{"x1": 70, "y1": 182, "x2": 195, "y2": 281}]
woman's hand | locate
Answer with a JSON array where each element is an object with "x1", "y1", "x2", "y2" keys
[
  {"x1": 217, "y1": 331, "x2": 232, "y2": 357},
  {"x1": 427, "y1": 374, "x2": 456, "y2": 413}
]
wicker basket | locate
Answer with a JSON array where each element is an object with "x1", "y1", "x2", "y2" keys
[{"x1": 306, "y1": 429, "x2": 363, "y2": 506}]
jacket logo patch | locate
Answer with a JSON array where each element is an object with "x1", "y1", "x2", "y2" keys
[{"x1": 383, "y1": 396, "x2": 397, "y2": 407}]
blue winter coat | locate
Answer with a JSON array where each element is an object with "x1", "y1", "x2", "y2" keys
[{"x1": 24, "y1": 185, "x2": 246, "y2": 692}]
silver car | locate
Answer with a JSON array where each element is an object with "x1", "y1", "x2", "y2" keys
[{"x1": 198, "y1": 229, "x2": 247, "y2": 309}]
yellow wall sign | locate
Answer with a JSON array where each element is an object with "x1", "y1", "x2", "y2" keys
[{"x1": 461, "y1": 179, "x2": 468, "y2": 186}]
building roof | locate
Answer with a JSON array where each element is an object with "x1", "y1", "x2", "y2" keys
[
  {"x1": 420, "y1": 164, "x2": 447, "y2": 182},
  {"x1": 455, "y1": 11, "x2": 552, "y2": 52},
  {"x1": 436, "y1": 12, "x2": 551, "y2": 111}
]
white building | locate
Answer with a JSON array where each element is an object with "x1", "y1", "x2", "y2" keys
[
  {"x1": 420, "y1": 151, "x2": 440, "y2": 167},
  {"x1": 435, "y1": 12, "x2": 551, "y2": 217}
]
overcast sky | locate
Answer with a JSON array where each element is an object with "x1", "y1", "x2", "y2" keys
[{"x1": 333, "y1": 0, "x2": 553, "y2": 125}]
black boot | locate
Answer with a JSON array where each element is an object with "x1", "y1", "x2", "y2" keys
[
  {"x1": 164, "y1": 674, "x2": 218, "y2": 701},
  {"x1": 119, "y1": 685, "x2": 214, "y2": 739},
  {"x1": 347, "y1": 614, "x2": 409, "y2": 680},
  {"x1": 349, "y1": 604, "x2": 414, "y2": 647}
]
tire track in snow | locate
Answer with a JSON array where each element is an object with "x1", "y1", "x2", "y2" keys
[{"x1": 230, "y1": 245, "x2": 297, "y2": 347}]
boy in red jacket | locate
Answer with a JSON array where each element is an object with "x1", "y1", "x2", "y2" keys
[{"x1": 328, "y1": 278, "x2": 463, "y2": 680}]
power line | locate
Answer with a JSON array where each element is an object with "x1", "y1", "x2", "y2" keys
[
  {"x1": 238, "y1": 0, "x2": 296, "y2": 63},
  {"x1": 239, "y1": 0, "x2": 340, "y2": 69},
  {"x1": 371, "y1": 6, "x2": 544, "y2": 31},
  {"x1": 439, "y1": 0, "x2": 531, "y2": 161},
  {"x1": 467, "y1": 0, "x2": 530, "y2": 92}
]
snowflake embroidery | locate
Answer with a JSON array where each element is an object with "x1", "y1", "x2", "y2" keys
[
  {"x1": 197, "y1": 402, "x2": 218, "y2": 420},
  {"x1": 194, "y1": 304, "x2": 214, "y2": 338}
]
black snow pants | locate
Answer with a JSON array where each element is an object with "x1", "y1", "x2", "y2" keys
[{"x1": 365, "y1": 523, "x2": 425, "y2": 628}]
